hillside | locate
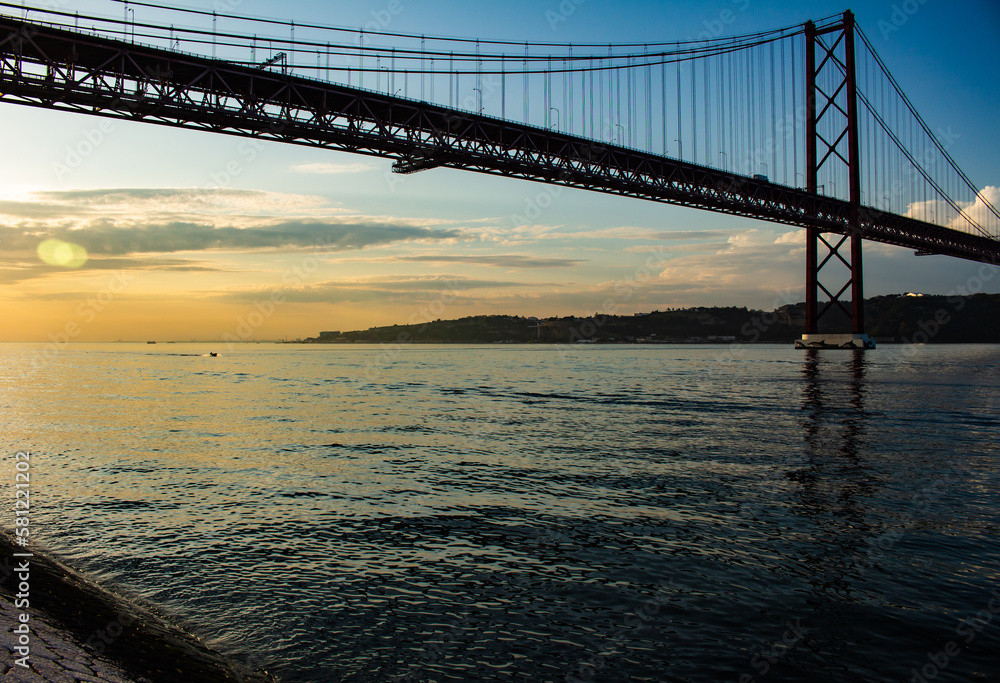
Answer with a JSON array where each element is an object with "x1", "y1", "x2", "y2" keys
[{"x1": 300, "y1": 293, "x2": 1000, "y2": 344}]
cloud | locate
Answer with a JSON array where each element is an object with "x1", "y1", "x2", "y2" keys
[
  {"x1": 466, "y1": 222, "x2": 739, "y2": 249},
  {"x1": 80, "y1": 257, "x2": 228, "y2": 272},
  {"x1": 0, "y1": 255, "x2": 229, "y2": 287},
  {"x1": 0, "y1": 200, "x2": 77, "y2": 220},
  {"x1": 1, "y1": 220, "x2": 461, "y2": 256},
  {"x1": 721, "y1": 228, "x2": 805, "y2": 251},
  {"x1": 394, "y1": 254, "x2": 585, "y2": 268},
  {"x1": 29, "y1": 187, "x2": 330, "y2": 217},
  {"x1": 774, "y1": 230, "x2": 806, "y2": 246},
  {"x1": 291, "y1": 162, "x2": 379, "y2": 174},
  {"x1": 623, "y1": 242, "x2": 726, "y2": 254},
  {"x1": 905, "y1": 185, "x2": 1000, "y2": 237},
  {"x1": 216, "y1": 275, "x2": 539, "y2": 305},
  {"x1": 540, "y1": 227, "x2": 737, "y2": 241},
  {"x1": 0, "y1": 188, "x2": 464, "y2": 258},
  {"x1": 951, "y1": 186, "x2": 1000, "y2": 236}
]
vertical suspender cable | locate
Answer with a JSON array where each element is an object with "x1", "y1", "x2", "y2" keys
[
  {"x1": 676, "y1": 60, "x2": 681, "y2": 158},
  {"x1": 648, "y1": 51, "x2": 653, "y2": 153},
  {"x1": 615, "y1": 62, "x2": 624, "y2": 145},
  {"x1": 661, "y1": 59, "x2": 666, "y2": 155},
  {"x1": 644, "y1": 45, "x2": 650, "y2": 152},
  {"x1": 691, "y1": 56, "x2": 697, "y2": 164},
  {"x1": 568, "y1": 45, "x2": 573, "y2": 133},
  {"x1": 770, "y1": 41, "x2": 777, "y2": 179},
  {"x1": 589, "y1": 58, "x2": 594, "y2": 138},
  {"x1": 703, "y1": 56, "x2": 709, "y2": 167},
  {"x1": 599, "y1": 57, "x2": 604, "y2": 138},
  {"x1": 780, "y1": 37, "x2": 786, "y2": 184},
  {"x1": 792, "y1": 36, "x2": 797, "y2": 185},
  {"x1": 523, "y1": 44, "x2": 528, "y2": 125},
  {"x1": 713, "y1": 49, "x2": 726, "y2": 170},
  {"x1": 751, "y1": 47, "x2": 757, "y2": 174},
  {"x1": 626, "y1": 57, "x2": 630, "y2": 147},
  {"x1": 549, "y1": 55, "x2": 555, "y2": 127},
  {"x1": 501, "y1": 53, "x2": 505, "y2": 120},
  {"x1": 563, "y1": 56, "x2": 568, "y2": 131}
]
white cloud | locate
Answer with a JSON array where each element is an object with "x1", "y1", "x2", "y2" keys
[
  {"x1": 905, "y1": 185, "x2": 1000, "y2": 237},
  {"x1": 774, "y1": 230, "x2": 806, "y2": 246},
  {"x1": 290, "y1": 162, "x2": 379, "y2": 175},
  {"x1": 723, "y1": 228, "x2": 804, "y2": 251},
  {"x1": 953, "y1": 186, "x2": 1000, "y2": 236}
]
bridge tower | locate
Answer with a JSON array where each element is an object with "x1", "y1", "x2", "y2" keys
[{"x1": 798, "y1": 11, "x2": 875, "y2": 350}]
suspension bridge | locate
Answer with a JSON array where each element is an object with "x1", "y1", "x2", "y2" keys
[{"x1": 1, "y1": 2, "x2": 998, "y2": 349}]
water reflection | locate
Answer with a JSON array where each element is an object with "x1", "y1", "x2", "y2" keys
[
  {"x1": 795, "y1": 347, "x2": 877, "y2": 526},
  {"x1": 773, "y1": 349, "x2": 890, "y2": 677},
  {"x1": 800, "y1": 348, "x2": 867, "y2": 462}
]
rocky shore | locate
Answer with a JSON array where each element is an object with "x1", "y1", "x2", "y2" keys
[{"x1": 1, "y1": 532, "x2": 277, "y2": 683}]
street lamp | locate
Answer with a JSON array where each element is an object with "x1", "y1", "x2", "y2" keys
[
  {"x1": 719, "y1": 151, "x2": 727, "y2": 171},
  {"x1": 550, "y1": 107, "x2": 560, "y2": 129}
]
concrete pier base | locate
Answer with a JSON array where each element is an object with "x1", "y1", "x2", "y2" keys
[{"x1": 795, "y1": 333, "x2": 876, "y2": 350}]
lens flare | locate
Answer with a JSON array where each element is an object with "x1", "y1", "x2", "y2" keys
[{"x1": 37, "y1": 239, "x2": 88, "y2": 268}]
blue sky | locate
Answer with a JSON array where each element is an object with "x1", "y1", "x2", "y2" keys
[{"x1": 1, "y1": 0, "x2": 997, "y2": 341}]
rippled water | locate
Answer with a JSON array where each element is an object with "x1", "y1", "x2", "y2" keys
[{"x1": 3, "y1": 343, "x2": 999, "y2": 682}]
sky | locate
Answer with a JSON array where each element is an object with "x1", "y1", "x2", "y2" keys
[{"x1": 1, "y1": 0, "x2": 998, "y2": 342}]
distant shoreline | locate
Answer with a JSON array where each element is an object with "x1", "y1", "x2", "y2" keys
[{"x1": 296, "y1": 294, "x2": 1000, "y2": 345}]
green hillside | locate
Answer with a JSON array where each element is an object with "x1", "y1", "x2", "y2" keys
[{"x1": 300, "y1": 293, "x2": 1000, "y2": 344}]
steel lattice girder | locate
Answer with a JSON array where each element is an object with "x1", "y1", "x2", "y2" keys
[{"x1": 1, "y1": 16, "x2": 998, "y2": 267}]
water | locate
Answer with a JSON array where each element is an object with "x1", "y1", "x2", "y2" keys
[{"x1": 2, "y1": 343, "x2": 999, "y2": 682}]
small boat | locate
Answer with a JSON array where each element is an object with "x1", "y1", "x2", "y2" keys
[
  {"x1": 209, "y1": 352, "x2": 218, "y2": 357},
  {"x1": 146, "y1": 341, "x2": 156, "y2": 344}
]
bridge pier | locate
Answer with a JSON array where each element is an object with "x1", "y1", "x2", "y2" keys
[{"x1": 797, "y1": 11, "x2": 875, "y2": 350}]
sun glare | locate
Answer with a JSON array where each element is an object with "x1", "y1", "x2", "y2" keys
[{"x1": 37, "y1": 238, "x2": 88, "y2": 268}]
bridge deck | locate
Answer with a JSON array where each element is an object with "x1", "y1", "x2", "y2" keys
[{"x1": 1, "y1": 15, "x2": 998, "y2": 265}]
